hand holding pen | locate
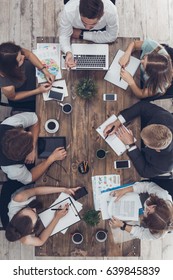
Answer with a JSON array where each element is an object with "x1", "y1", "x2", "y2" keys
[{"x1": 105, "y1": 125, "x2": 115, "y2": 139}]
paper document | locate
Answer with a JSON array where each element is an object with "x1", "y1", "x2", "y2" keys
[
  {"x1": 91, "y1": 174, "x2": 120, "y2": 211},
  {"x1": 33, "y1": 43, "x2": 62, "y2": 83},
  {"x1": 96, "y1": 114, "x2": 127, "y2": 156},
  {"x1": 39, "y1": 193, "x2": 82, "y2": 235},
  {"x1": 108, "y1": 192, "x2": 142, "y2": 221},
  {"x1": 104, "y1": 49, "x2": 140, "y2": 90},
  {"x1": 43, "y1": 79, "x2": 68, "y2": 101}
]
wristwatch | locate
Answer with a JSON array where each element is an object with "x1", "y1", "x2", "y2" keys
[
  {"x1": 120, "y1": 221, "x2": 127, "y2": 231},
  {"x1": 79, "y1": 30, "x2": 84, "y2": 39}
]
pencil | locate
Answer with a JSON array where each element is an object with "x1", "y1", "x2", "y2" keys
[{"x1": 83, "y1": 161, "x2": 88, "y2": 172}]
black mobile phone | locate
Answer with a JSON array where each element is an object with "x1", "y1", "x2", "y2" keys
[
  {"x1": 114, "y1": 160, "x2": 131, "y2": 169},
  {"x1": 49, "y1": 90, "x2": 63, "y2": 101},
  {"x1": 73, "y1": 186, "x2": 88, "y2": 200}
]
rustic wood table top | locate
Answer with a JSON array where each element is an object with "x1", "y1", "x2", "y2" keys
[{"x1": 35, "y1": 37, "x2": 141, "y2": 257}]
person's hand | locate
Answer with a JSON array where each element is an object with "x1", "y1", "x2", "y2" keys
[
  {"x1": 64, "y1": 186, "x2": 81, "y2": 196},
  {"x1": 119, "y1": 53, "x2": 130, "y2": 68},
  {"x1": 109, "y1": 216, "x2": 124, "y2": 229},
  {"x1": 116, "y1": 126, "x2": 135, "y2": 145},
  {"x1": 110, "y1": 188, "x2": 129, "y2": 201},
  {"x1": 103, "y1": 120, "x2": 122, "y2": 137},
  {"x1": 120, "y1": 68, "x2": 134, "y2": 85},
  {"x1": 38, "y1": 83, "x2": 52, "y2": 93},
  {"x1": 72, "y1": 28, "x2": 81, "y2": 39},
  {"x1": 65, "y1": 52, "x2": 77, "y2": 69},
  {"x1": 43, "y1": 69, "x2": 55, "y2": 84},
  {"x1": 50, "y1": 147, "x2": 67, "y2": 162},
  {"x1": 55, "y1": 204, "x2": 69, "y2": 219},
  {"x1": 25, "y1": 148, "x2": 36, "y2": 164}
]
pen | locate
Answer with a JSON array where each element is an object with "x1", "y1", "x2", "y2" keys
[
  {"x1": 51, "y1": 208, "x2": 68, "y2": 211},
  {"x1": 119, "y1": 66, "x2": 125, "y2": 81},
  {"x1": 105, "y1": 125, "x2": 115, "y2": 139},
  {"x1": 52, "y1": 86, "x2": 63, "y2": 89}
]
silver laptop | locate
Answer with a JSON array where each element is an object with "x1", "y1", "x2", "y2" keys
[{"x1": 61, "y1": 43, "x2": 109, "y2": 70}]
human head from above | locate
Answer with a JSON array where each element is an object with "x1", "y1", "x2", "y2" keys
[
  {"x1": 5, "y1": 204, "x2": 41, "y2": 242},
  {"x1": 140, "y1": 52, "x2": 172, "y2": 94},
  {"x1": 0, "y1": 41, "x2": 25, "y2": 81},
  {"x1": 140, "y1": 124, "x2": 172, "y2": 151},
  {"x1": 79, "y1": 0, "x2": 104, "y2": 30},
  {"x1": 1, "y1": 128, "x2": 33, "y2": 161},
  {"x1": 142, "y1": 194, "x2": 173, "y2": 235}
]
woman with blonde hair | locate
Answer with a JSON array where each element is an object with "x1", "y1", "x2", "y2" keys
[{"x1": 119, "y1": 39, "x2": 173, "y2": 100}]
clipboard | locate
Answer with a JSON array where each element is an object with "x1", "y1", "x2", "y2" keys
[{"x1": 39, "y1": 196, "x2": 81, "y2": 235}]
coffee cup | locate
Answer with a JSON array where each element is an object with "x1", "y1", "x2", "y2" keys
[
  {"x1": 71, "y1": 232, "x2": 83, "y2": 244},
  {"x1": 95, "y1": 230, "x2": 108, "y2": 242},
  {"x1": 96, "y1": 149, "x2": 108, "y2": 159},
  {"x1": 45, "y1": 119, "x2": 59, "y2": 133},
  {"x1": 59, "y1": 103, "x2": 72, "y2": 114}
]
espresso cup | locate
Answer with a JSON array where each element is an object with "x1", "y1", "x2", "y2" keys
[
  {"x1": 96, "y1": 149, "x2": 108, "y2": 159},
  {"x1": 45, "y1": 119, "x2": 59, "y2": 133},
  {"x1": 71, "y1": 232, "x2": 83, "y2": 244},
  {"x1": 60, "y1": 103, "x2": 72, "y2": 114},
  {"x1": 95, "y1": 230, "x2": 108, "y2": 242}
]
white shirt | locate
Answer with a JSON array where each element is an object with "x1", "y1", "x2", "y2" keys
[
  {"x1": 1, "y1": 112, "x2": 38, "y2": 185},
  {"x1": 130, "y1": 181, "x2": 172, "y2": 240},
  {"x1": 59, "y1": 0, "x2": 119, "y2": 54},
  {"x1": 8, "y1": 196, "x2": 36, "y2": 221}
]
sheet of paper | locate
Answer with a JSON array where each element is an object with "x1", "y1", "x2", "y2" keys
[
  {"x1": 33, "y1": 43, "x2": 62, "y2": 83},
  {"x1": 108, "y1": 192, "x2": 142, "y2": 221},
  {"x1": 104, "y1": 49, "x2": 140, "y2": 90},
  {"x1": 43, "y1": 80, "x2": 68, "y2": 101},
  {"x1": 39, "y1": 193, "x2": 82, "y2": 235},
  {"x1": 96, "y1": 114, "x2": 127, "y2": 156},
  {"x1": 91, "y1": 174, "x2": 120, "y2": 211}
]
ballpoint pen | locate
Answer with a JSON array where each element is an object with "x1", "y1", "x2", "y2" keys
[
  {"x1": 105, "y1": 125, "x2": 115, "y2": 139},
  {"x1": 52, "y1": 86, "x2": 63, "y2": 89},
  {"x1": 51, "y1": 208, "x2": 68, "y2": 211}
]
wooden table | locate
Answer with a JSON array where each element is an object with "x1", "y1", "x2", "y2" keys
[{"x1": 35, "y1": 37, "x2": 141, "y2": 257}]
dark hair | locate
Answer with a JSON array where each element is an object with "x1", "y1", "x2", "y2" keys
[
  {"x1": 0, "y1": 41, "x2": 25, "y2": 82},
  {"x1": 5, "y1": 200, "x2": 43, "y2": 242},
  {"x1": 144, "y1": 52, "x2": 172, "y2": 96},
  {"x1": 1, "y1": 127, "x2": 33, "y2": 161},
  {"x1": 142, "y1": 194, "x2": 173, "y2": 235},
  {"x1": 79, "y1": 0, "x2": 104, "y2": 19}
]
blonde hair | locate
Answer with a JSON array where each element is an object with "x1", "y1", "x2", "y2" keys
[{"x1": 141, "y1": 124, "x2": 172, "y2": 149}]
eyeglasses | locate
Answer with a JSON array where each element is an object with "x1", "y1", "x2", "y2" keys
[{"x1": 44, "y1": 161, "x2": 67, "y2": 183}]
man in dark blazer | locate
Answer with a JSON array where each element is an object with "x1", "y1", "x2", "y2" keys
[{"x1": 104, "y1": 101, "x2": 173, "y2": 178}]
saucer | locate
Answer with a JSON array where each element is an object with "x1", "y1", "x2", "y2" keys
[{"x1": 45, "y1": 119, "x2": 59, "y2": 133}]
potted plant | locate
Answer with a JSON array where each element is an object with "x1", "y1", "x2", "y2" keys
[
  {"x1": 76, "y1": 78, "x2": 97, "y2": 99},
  {"x1": 83, "y1": 209, "x2": 101, "y2": 226}
]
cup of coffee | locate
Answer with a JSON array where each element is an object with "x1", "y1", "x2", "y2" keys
[
  {"x1": 71, "y1": 232, "x2": 83, "y2": 244},
  {"x1": 95, "y1": 230, "x2": 108, "y2": 242},
  {"x1": 45, "y1": 119, "x2": 59, "y2": 133},
  {"x1": 96, "y1": 149, "x2": 108, "y2": 159},
  {"x1": 59, "y1": 103, "x2": 72, "y2": 114}
]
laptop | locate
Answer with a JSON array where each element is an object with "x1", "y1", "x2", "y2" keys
[
  {"x1": 38, "y1": 137, "x2": 66, "y2": 158},
  {"x1": 61, "y1": 43, "x2": 109, "y2": 70}
]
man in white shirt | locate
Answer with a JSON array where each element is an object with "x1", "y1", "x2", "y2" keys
[
  {"x1": 59, "y1": 0, "x2": 119, "y2": 68},
  {"x1": 0, "y1": 112, "x2": 67, "y2": 184}
]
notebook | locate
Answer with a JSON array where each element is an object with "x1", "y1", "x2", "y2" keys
[
  {"x1": 39, "y1": 193, "x2": 82, "y2": 235},
  {"x1": 61, "y1": 43, "x2": 109, "y2": 70},
  {"x1": 96, "y1": 115, "x2": 128, "y2": 156},
  {"x1": 104, "y1": 49, "x2": 140, "y2": 89},
  {"x1": 38, "y1": 137, "x2": 66, "y2": 158}
]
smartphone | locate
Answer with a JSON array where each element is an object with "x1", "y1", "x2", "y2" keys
[
  {"x1": 103, "y1": 93, "x2": 117, "y2": 101},
  {"x1": 114, "y1": 160, "x2": 131, "y2": 169},
  {"x1": 72, "y1": 186, "x2": 88, "y2": 200},
  {"x1": 49, "y1": 90, "x2": 63, "y2": 101}
]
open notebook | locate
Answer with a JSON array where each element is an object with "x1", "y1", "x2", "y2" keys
[
  {"x1": 96, "y1": 115, "x2": 128, "y2": 156},
  {"x1": 104, "y1": 49, "x2": 140, "y2": 90}
]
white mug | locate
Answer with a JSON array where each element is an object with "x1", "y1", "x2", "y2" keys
[{"x1": 59, "y1": 103, "x2": 72, "y2": 114}]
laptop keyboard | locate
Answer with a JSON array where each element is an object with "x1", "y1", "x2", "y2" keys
[{"x1": 74, "y1": 54, "x2": 106, "y2": 69}]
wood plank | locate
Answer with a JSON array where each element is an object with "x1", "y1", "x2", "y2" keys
[
  {"x1": 9, "y1": 0, "x2": 21, "y2": 44},
  {"x1": 20, "y1": 0, "x2": 32, "y2": 48},
  {"x1": 43, "y1": 0, "x2": 56, "y2": 36},
  {"x1": 0, "y1": 0, "x2": 10, "y2": 43},
  {"x1": 32, "y1": 0, "x2": 44, "y2": 49}
]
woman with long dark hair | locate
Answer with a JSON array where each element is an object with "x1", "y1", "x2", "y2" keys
[
  {"x1": 119, "y1": 39, "x2": 173, "y2": 100},
  {"x1": 5, "y1": 185, "x2": 80, "y2": 246},
  {"x1": 0, "y1": 42, "x2": 55, "y2": 111},
  {"x1": 109, "y1": 181, "x2": 173, "y2": 240}
]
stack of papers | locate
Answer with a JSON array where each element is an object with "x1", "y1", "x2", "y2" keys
[
  {"x1": 39, "y1": 193, "x2": 83, "y2": 235},
  {"x1": 33, "y1": 43, "x2": 62, "y2": 83}
]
